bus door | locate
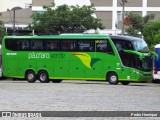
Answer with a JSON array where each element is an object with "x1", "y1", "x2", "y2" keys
[
  {"x1": 119, "y1": 51, "x2": 137, "y2": 80},
  {"x1": 114, "y1": 40, "x2": 136, "y2": 80}
]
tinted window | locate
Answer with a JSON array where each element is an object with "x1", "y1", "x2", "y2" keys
[
  {"x1": 19, "y1": 40, "x2": 30, "y2": 50},
  {"x1": 5, "y1": 39, "x2": 44, "y2": 51},
  {"x1": 96, "y1": 40, "x2": 114, "y2": 54},
  {"x1": 112, "y1": 40, "x2": 135, "y2": 67},
  {"x1": 78, "y1": 40, "x2": 94, "y2": 52},
  {"x1": 31, "y1": 40, "x2": 43, "y2": 50},
  {"x1": 120, "y1": 53, "x2": 136, "y2": 67},
  {"x1": 6, "y1": 39, "x2": 112, "y2": 53},
  {"x1": 113, "y1": 40, "x2": 133, "y2": 52},
  {"x1": 61, "y1": 40, "x2": 77, "y2": 51},
  {"x1": 45, "y1": 40, "x2": 59, "y2": 51},
  {"x1": 5, "y1": 39, "x2": 22, "y2": 51}
]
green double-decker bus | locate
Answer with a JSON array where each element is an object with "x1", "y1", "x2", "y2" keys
[{"x1": 1, "y1": 34, "x2": 154, "y2": 85}]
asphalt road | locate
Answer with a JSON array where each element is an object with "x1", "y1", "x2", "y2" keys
[{"x1": 0, "y1": 79, "x2": 160, "y2": 120}]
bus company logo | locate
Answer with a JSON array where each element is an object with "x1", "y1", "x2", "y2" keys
[
  {"x1": 28, "y1": 52, "x2": 65, "y2": 59},
  {"x1": 72, "y1": 52, "x2": 101, "y2": 69},
  {"x1": 6, "y1": 53, "x2": 17, "y2": 56},
  {"x1": 50, "y1": 53, "x2": 65, "y2": 59},
  {"x1": 28, "y1": 52, "x2": 50, "y2": 59}
]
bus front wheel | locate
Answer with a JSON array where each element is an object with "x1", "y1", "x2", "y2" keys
[
  {"x1": 38, "y1": 71, "x2": 50, "y2": 83},
  {"x1": 107, "y1": 72, "x2": 119, "y2": 85},
  {"x1": 25, "y1": 71, "x2": 36, "y2": 83}
]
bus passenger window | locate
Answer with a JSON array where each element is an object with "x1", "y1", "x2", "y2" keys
[
  {"x1": 53, "y1": 42, "x2": 58, "y2": 50},
  {"x1": 96, "y1": 40, "x2": 114, "y2": 55},
  {"x1": 46, "y1": 42, "x2": 52, "y2": 50},
  {"x1": 78, "y1": 40, "x2": 94, "y2": 52},
  {"x1": 5, "y1": 39, "x2": 18, "y2": 51},
  {"x1": 45, "y1": 40, "x2": 59, "y2": 51},
  {"x1": 21, "y1": 40, "x2": 30, "y2": 50},
  {"x1": 116, "y1": 43, "x2": 122, "y2": 52},
  {"x1": 123, "y1": 42, "x2": 133, "y2": 50},
  {"x1": 32, "y1": 42, "x2": 36, "y2": 50},
  {"x1": 62, "y1": 42, "x2": 70, "y2": 51},
  {"x1": 17, "y1": 41, "x2": 22, "y2": 50},
  {"x1": 61, "y1": 40, "x2": 77, "y2": 51},
  {"x1": 31, "y1": 40, "x2": 43, "y2": 50},
  {"x1": 114, "y1": 40, "x2": 134, "y2": 51}
]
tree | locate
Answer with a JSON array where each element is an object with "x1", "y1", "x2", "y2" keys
[
  {"x1": 143, "y1": 20, "x2": 160, "y2": 50},
  {"x1": 0, "y1": 13, "x2": 7, "y2": 42},
  {"x1": 30, "y1": 4, "x2": 104, "y2": 34},
  {"x1": 125, "y1": 12, "x2": 155, "y2": 37},
  {"x1": 0, "y1": 28, "x2": 6, "y2": 42}
]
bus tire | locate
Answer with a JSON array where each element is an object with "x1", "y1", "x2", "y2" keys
[
  {"x1": 52, "y1": 79, "x2": 62, "y2": 83},
  {"x1": 25, "y1": 71, "x2": 36, "y2": 83},
  {"x1": 38, "y1": 71, "x2": 50, "y2": 83},
  {"x1": 152, "y1": 79, "x2": 160, "y2": 83},
  {"x1": 107, "y1": 72, "x2": 119, "y2": 85},
  {"x1": 121, "y1": 81, "x2": 130, "y2": 85},
  {"x1": 0, "y1": 76, "x2": 7, "y2": 80}
]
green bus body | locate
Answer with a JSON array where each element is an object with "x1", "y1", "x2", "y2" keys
[{"x1": 2, "y1": 34, "x2": 153, "y2": 84}]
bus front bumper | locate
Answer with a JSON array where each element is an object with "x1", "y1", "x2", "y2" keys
[{"x1": 138, "y1": 73, "x2": 152, "y2": 82}]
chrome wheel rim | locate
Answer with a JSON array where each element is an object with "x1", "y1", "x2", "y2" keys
[
  {"x1": 110, "y1": 75, "x2": 117, "y2": 83},
  {"x1": 40, "y1": 73, "x2": 46, "y2": 81},
  {"x1": 28, "y1": 74, "x2": 34, "y2": 80}
]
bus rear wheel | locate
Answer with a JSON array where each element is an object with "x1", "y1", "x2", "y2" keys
[
  {"x1": 107, "y1": 72, "x2": 119, "y2": 85},
  {"x1": 38, "y1": 71, "x2": 50, "y2": 83},
  {"x1": 121, "y1": 81, "x2": 130, "y2": 85},
  {"x1": 25, "y1": 71, "x2": 36, "y2": 83}
]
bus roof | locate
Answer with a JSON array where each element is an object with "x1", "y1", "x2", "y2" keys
[
  {"x1": 109, "y1": 35, "x2": 143, "y2": 41},
  {"x1": 3, "y1": 34, "x2": 109, "y2": 39}
]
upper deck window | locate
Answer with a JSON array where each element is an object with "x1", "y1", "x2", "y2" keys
[{"x1": 112, "y1": 40, "x2": 134, "y2": 52}]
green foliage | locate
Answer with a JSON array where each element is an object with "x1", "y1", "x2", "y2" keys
[
  {"x1": 125, "y1": 12, "x2": 155, "y2": 37},
  {"x1": 143, "y1": 20, "x2": 160, "y2": 50},
  {"x1": 125, "y1": 26, "x2": 139, "y2": 37},
  {"x1": 30, "y1": 4, "x2": 104, "y2": 34},
  {"x1": 0, "y1": 28, "x2": 7, "y2": 42}
]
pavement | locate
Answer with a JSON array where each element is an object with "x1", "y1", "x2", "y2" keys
[{"x1": 0, "y1": 79, "x2": 160, "y2": 120}]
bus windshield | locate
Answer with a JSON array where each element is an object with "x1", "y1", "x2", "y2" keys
[{"x1": 132, "y1": 40, "x2": 149, "y2": 53}]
